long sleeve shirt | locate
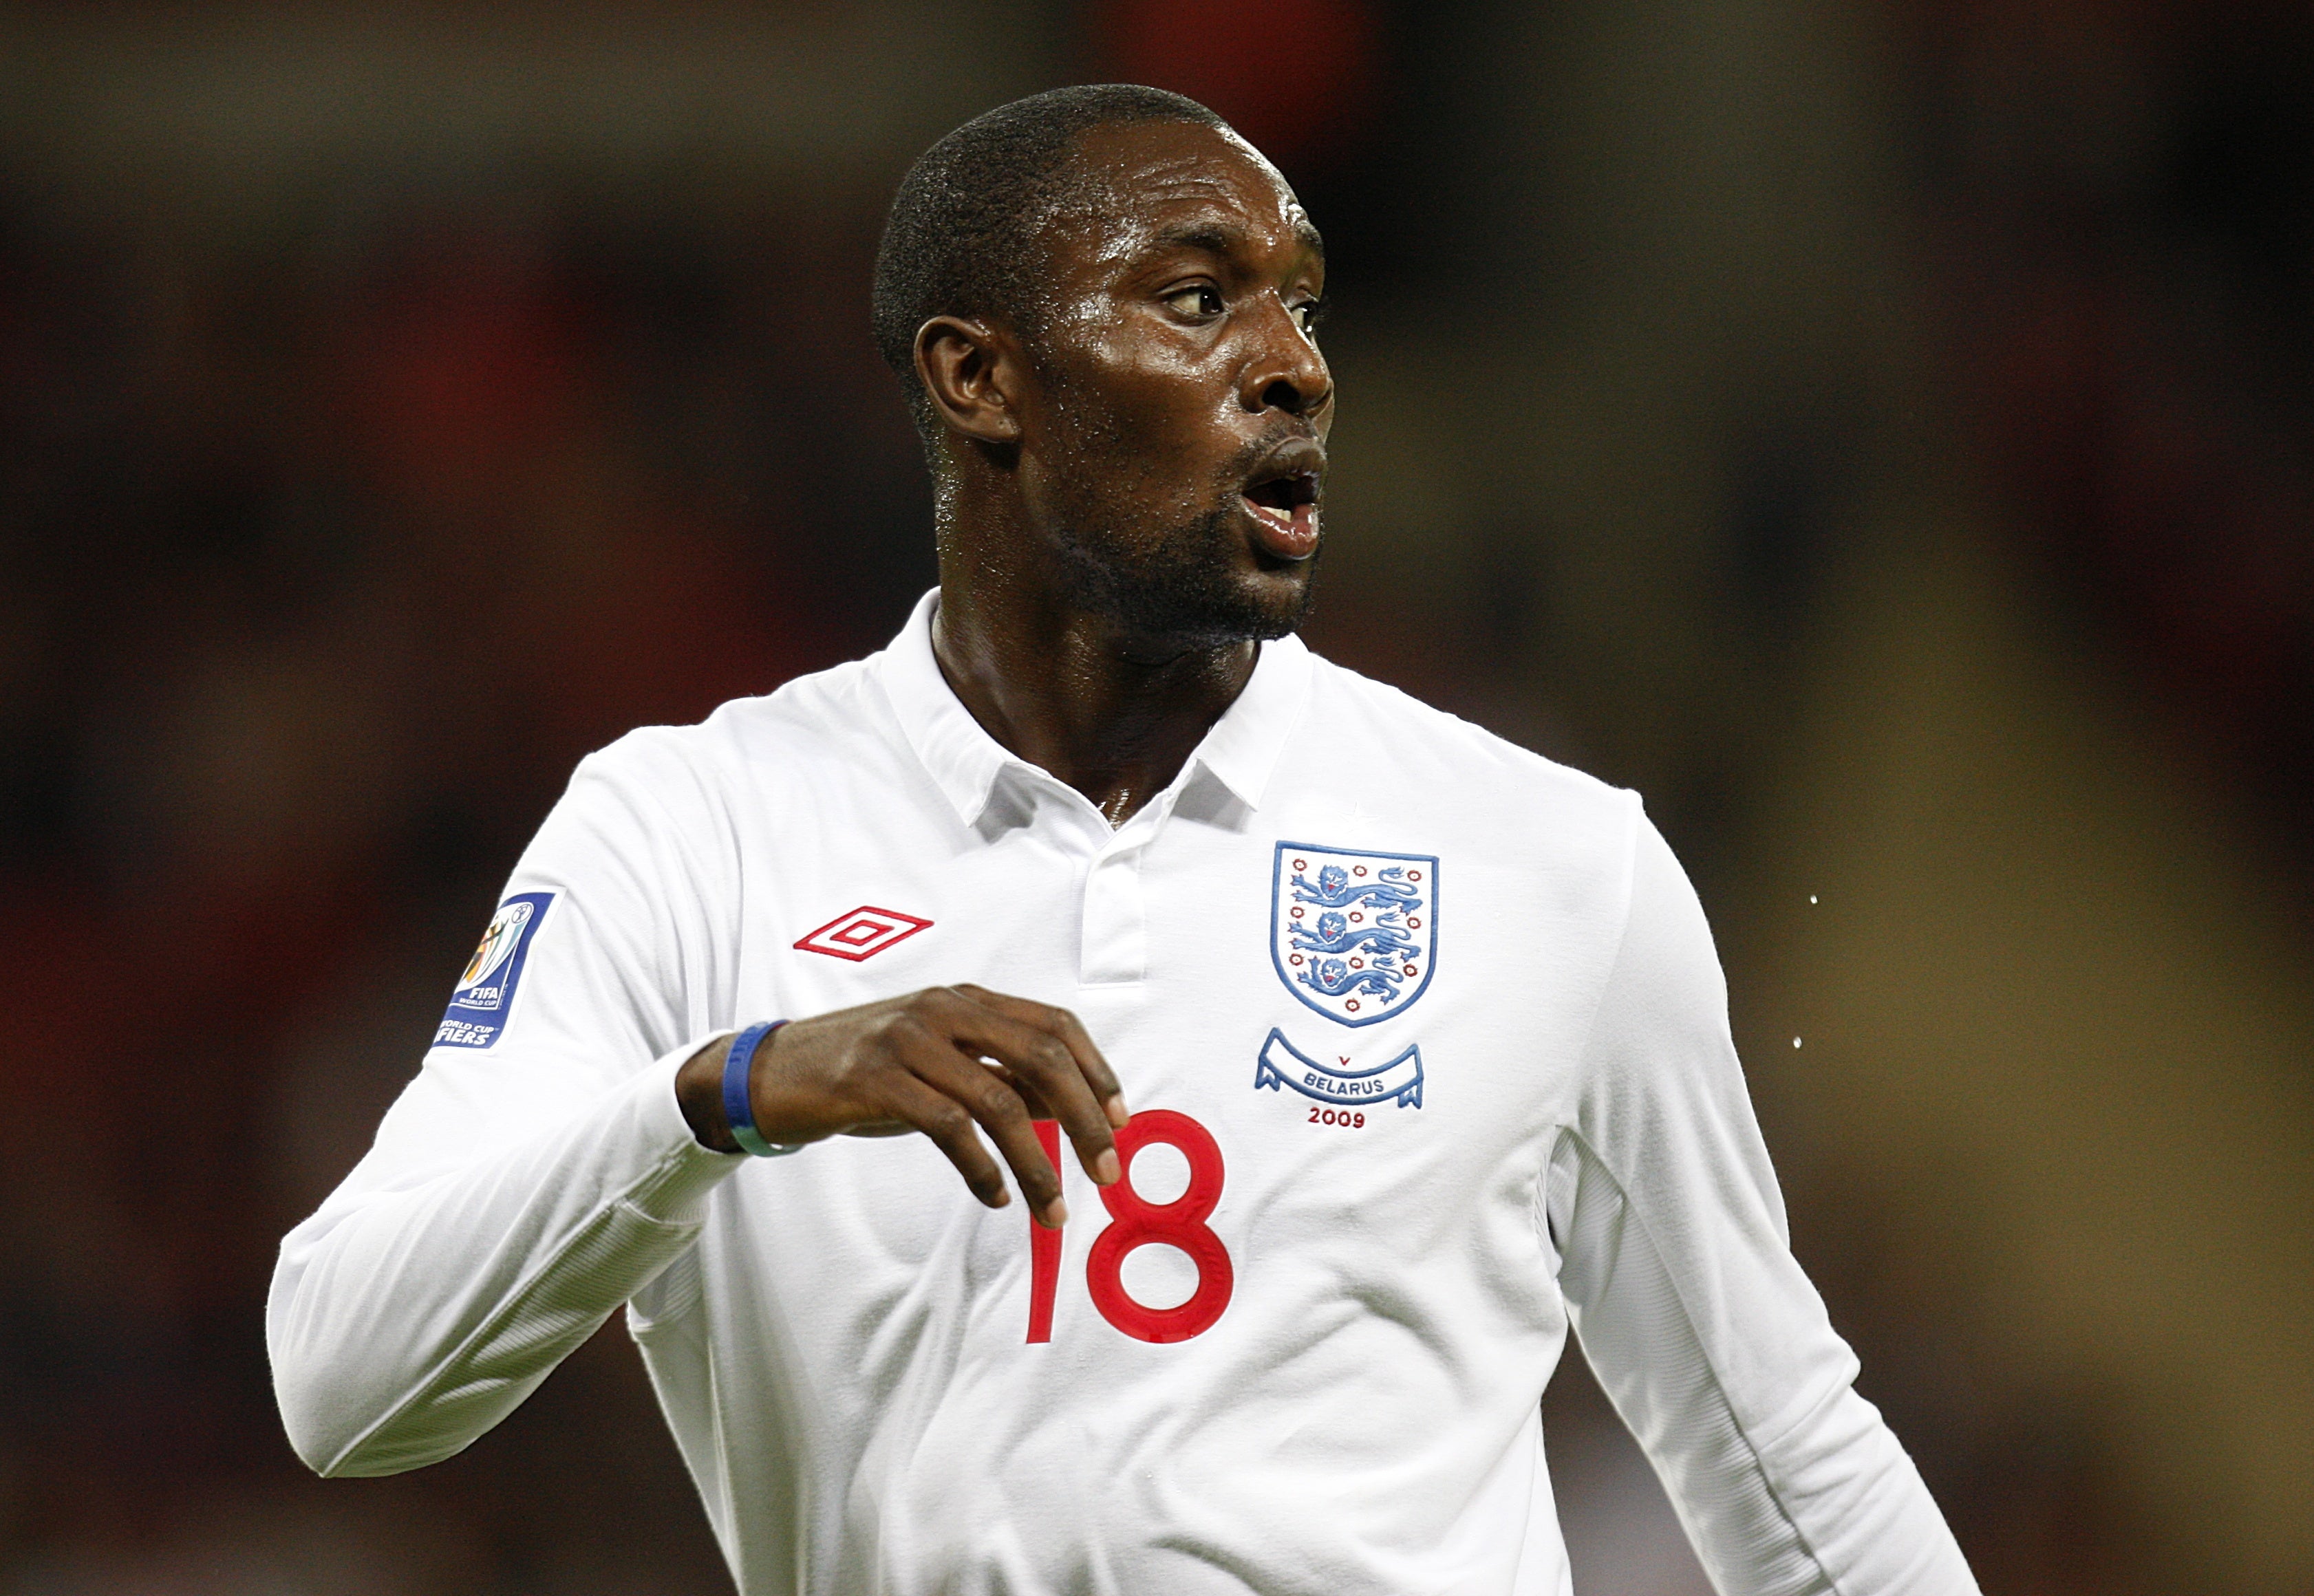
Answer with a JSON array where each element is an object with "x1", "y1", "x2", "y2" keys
[{"x1": 269, "y1": 591, "x2": 1979, "y2": 1596}]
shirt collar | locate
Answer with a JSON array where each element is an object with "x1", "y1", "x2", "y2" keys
[{"x1": 875, "y1": 587, "x2": 1315, "y2": 828}]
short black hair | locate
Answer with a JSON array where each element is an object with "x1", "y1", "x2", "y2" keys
[{"x1": 871, "y1": 84, "x2": 1230, "y2": 452}]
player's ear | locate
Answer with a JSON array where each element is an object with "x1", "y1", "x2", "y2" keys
[{"x1": 915, "y1": 316, "x2": 1025, "y2": 446}]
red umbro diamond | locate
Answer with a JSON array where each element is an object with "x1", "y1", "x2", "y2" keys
[{"x1": 793, "y1": 905, "x2": 934, "y2": 962}]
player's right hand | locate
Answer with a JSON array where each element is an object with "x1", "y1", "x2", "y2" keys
[{"x1": 676, "y1": 985, "x2": 1126, "y2": 1228}]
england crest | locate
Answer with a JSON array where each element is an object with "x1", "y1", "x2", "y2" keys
[{"x1": 1270, "y1": 842, "x2": 1437, "y2": 1026}]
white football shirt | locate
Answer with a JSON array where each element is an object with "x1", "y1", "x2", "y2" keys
[{"x1": 268, "y1": 590, "x2": 1978, "y2": 1596}]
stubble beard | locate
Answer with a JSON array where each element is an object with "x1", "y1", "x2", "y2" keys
[{"x1": 1050, "y1": 495, "x2": 1316, "y2": 654}]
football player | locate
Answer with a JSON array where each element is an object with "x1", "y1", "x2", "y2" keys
[{"x1": 271, "y1": 85, "x2": 1978, "y2": 1595}]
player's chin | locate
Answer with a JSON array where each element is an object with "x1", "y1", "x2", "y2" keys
[{"x1": 1227, "y1": 548, "x2": 1320, "y2": 639}]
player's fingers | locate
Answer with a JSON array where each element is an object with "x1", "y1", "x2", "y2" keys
[
  {"x1": 1051, "y1": 1006, "x2": 1128, "y2": 1125},
  {"x1": 929, "y1": 990, "x2": 1119, "y2": 1187},
  {"x1": 987, "y1": 1071, "x2": 1057, "y2": 1122},
  {"x1": 895, "y1": 1027, "x2": 1069, "y2": 1227},
  {"x1": 946, "y1": 985, "x2": 1127, "y2": 1126},
  {"x1": 870, "y1": 1066, "x2": 1012, "y2": 1211}
]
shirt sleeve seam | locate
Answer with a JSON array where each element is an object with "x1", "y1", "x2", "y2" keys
[
  {"x1": 570, "y1": 744, "x2": 732, "y2": 1053},
  {"x1": 1567, "y1": 1123, "x2": 1847, "y2": 1596},
  {"x1": 1538, "y1": 791, "x2": 1644, "y2": 1261},
  {"x1": 1565, "y1": 790, "x2": 1647, "y2": 1091},
  {"x1": 622, "y1": 771, "x2": 727, "y2": 1051}
]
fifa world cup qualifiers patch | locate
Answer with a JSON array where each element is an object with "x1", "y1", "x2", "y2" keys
[{"x1": 434, "y1": 892, "x2": 553, "y2": 1049}]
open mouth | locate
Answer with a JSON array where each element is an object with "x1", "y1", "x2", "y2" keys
[
  {"x1": 1244, "y1": 471, "x2": 1318, "y2": 516},
  {"x1": 1241, "y1": 461, "x2": 1322, "y2": 560}
]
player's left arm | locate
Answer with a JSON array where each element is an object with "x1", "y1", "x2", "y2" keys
[{"x1": 1550, "y1": 803, "x2": 1980, "y2": 1595}]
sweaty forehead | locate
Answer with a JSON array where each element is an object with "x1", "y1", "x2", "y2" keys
[{"x1": 1050, "y1": 120, "x2": 1320, "y2": 264}]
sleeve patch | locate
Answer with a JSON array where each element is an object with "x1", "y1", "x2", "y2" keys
[{"x1": 433, "y1": 892, "x2": 554, "y2": 1050}]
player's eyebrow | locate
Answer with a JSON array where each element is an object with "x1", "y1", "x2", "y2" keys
[
  {"x1": 1148, "y1": 218, "x2": 1326, "y2": 266},
  {"x1": 1152, "y1": 221, "x2": 1241, "y2": 257}
]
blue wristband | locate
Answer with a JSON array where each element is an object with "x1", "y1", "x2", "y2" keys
[{"x1": 722, "y1": 1021, "x2": 798, "y2": 1157}]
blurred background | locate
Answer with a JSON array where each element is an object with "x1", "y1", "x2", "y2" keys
[{"x1": 0, "y1": 1, "x2": 2308, "y2": 1591}]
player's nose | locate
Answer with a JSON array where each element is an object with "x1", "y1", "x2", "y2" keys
[{"x1": 1237, "y1": 298, "x2": 1331, "y2": 419}]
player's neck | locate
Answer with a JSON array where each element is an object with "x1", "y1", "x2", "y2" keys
[{"x1": 930, "y1": 576, "x2": 1256, "y2": 830}]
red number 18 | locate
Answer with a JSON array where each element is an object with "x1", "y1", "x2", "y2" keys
[{"x1": 1027, "y1": 1109, "x2": 1232, "y2": 1345}]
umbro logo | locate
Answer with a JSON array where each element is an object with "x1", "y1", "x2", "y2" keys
[{"x1": 794, "y1": 905, "x2": 933, "y2": 961}]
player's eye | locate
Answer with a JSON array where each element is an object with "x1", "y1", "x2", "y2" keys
[
  {"x1": 1292, "y1": 296, "x2": 1329, "y2": 336},
  {"x1": 1163, "y1": 283, "x2": 1224, "y2": 319}
]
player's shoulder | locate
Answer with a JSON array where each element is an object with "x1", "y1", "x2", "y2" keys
[
  {"x1": 564, "y1": 654, "x2": 892, "y2": 817},
  {"x1": 1287, "y1": 651, "x2": 1649, "y2": 938},
  {"x1": 1298, "y1": 649, "x2": 1638, "y2": 832}
]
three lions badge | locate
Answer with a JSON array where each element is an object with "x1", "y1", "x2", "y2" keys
[{"x1": 1270, "y1": 843, "x2": 1437, "y2": 1026}]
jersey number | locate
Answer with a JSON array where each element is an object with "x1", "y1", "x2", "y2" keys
[{"x1": 1027, "y1": 1109, "x2": 1232, "y2": 1344}]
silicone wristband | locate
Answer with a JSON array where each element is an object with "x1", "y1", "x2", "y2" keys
[{"x1": 722, "y1": 1021, "x2": 800, "y2": 1157}]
